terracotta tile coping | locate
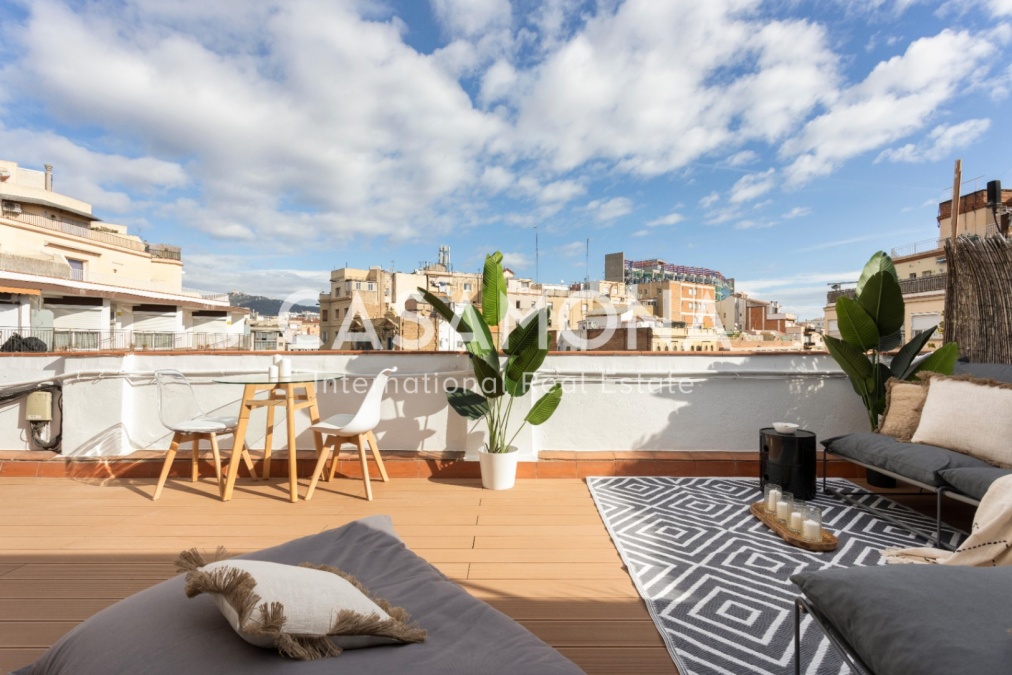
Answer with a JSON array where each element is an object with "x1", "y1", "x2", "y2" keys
[{"x1": 0, "y1": 449, "x2": 862, "y2": 481}]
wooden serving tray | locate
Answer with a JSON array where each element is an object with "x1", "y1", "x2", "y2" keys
[{"x1": 749, "y1": 502, "x2": 838, "y2": 552}]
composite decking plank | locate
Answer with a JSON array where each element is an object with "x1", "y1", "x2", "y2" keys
[{"x1": 557, "y1": 647, "x2": 680, "y2": 675}]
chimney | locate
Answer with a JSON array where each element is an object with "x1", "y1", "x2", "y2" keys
[{"x1": 44, "y1": 164, "x2": 53, "y2": 191}]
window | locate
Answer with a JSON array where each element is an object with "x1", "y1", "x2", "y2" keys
[
  {"x1": 516, "y1": 301, "x2": 521, "y2": 309},
  {"x1": 355, "y1": 282, "x2": 362, "y2": 290},
  {"x1": 367, "y1": 283, "x2": 375, "y2": 291},
  {"x1": 321, "y1": 310, "x2": 328, "y2": 322},
  {"x1": 321, "y1": 331, "x2": 328, "y2": 344},
  {"x1": 909, "y1": 273, "x2": 917, "y2": 279},
  {"x1": 67, "y1": 258, "x2": 85, "y2": 281},
  {"x1": 464, "y1": 283, "x2": 472, "y2": 291}
]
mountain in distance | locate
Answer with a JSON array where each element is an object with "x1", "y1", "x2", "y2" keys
[{"x1": 228, "y1": 292, "x2": 318, "y2": 317}]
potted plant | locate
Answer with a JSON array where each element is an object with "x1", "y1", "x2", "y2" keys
[
  {"x1": 824, "y1": 251, "x2": 958, "y2": 486},
  {"x1": 419, "y1": 251, "x2": 563, "y2": 489}
]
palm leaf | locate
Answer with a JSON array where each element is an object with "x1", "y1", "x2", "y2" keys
[
  {"x1": 835, "y1": 296, "x2": 879, "y2": 351},
  {"x1": 909, "y1": 342, "x2": 959, "y2": 378},
  {"x1": 855, "y1": 251, "x2": 898, "y2": 297},
  {"x1": 471, "y1": 353, "x2": 504, "y2": 398},
  {"x1": 418, "y1": 289, "x2": 472, "y2": 335},
  {"x1": 889, "y1": 327, "x2": 936, "y2": 379},
  {"x1": 445, "y1": 387, "x2": 489, "y2": 420},
  {"x1": 504, "y1": 308, "x2": 548, "y2": 355},
  {"x1": 824, "y1": 334, "x2": 874, "y2": 386},
  {"x1": 525, "y1": 384, "x2": 562, "y2": 425},
  {"x1": 856, "y1": 272, "x2": 904, "y2": 336},
  {"x1": 482, "y1": 252, "x2": 507, "y2": 327}
]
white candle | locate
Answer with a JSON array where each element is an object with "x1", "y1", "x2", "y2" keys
[
  {"x1": 767, "y1": 489, "x2": 781, "y2": 512},
  {"x1": 790, "y1": 512, "x2": 803, "y2": 532},
  {"x1": 279, "y1": 358, "x2": 292, "y2": 379},
  {"x1": 803, "y1": 519, "x2": 820, "y2": 541},
  {"x1": 776, "y1": 499, "x2": 790, "y2": 521},
  {"x1": 273, "y1": 354, "x2": 284, "y2": 365},
  {"x1": 268, "y1": 365, "x2": 279, "y2": 381}
]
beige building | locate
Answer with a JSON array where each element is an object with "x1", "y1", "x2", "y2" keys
[
  {"x1": 634, "y1": 280, "x2": 717, "y2": 328},
  {"x1": 0, "y1": 160, "x2": 247, "y2": 351}
]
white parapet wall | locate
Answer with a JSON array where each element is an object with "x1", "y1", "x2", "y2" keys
[{"x1": 0, "y1": 352, "x2": 869, "y2": 457}]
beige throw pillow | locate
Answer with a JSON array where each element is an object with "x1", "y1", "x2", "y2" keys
[
  {"x1": 177, "y1": 548, "x2": 425, "y2": 660},
  {"x1": 910, "y1": 374, "x2": 1012, "y2": 468},
  {"x1": 877, "y1": 378, "x2": 928, "y2": 441}
]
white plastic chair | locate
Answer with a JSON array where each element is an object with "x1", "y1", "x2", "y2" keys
[
  {"x1": 152, "y1": 370, "x2": 258, "y2": 500},
  {"x1": 306, "y1": 367, "x2": 396, "y2": 501}
]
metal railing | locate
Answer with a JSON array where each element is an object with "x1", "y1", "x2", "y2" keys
[
  {"x1": 2, "y1": 209, "x2": 147, "y2": 251},
  {"x1": 0, "y1": 328, "x2": 251, "y2": 352},
  {"x1": 889, "y1": 238, "x2": 944, "y2": 258},
  {"x1": 827, "y1": 273, "x2": 947, "y2": 304}
]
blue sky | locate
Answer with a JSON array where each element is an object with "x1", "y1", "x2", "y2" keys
[{"x1": 1, "y1": 0, "x2": 1010, "y2": 319}]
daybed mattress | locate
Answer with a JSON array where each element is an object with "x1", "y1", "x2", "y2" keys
[{"x1": 12, "y1": 515, "x2": 584, "y2": 675}]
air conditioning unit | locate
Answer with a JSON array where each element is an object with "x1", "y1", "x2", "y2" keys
[{"x1": 2, "y1": 200, "x2": 22, "y2": 214}]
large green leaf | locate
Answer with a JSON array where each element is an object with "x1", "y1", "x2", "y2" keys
[
  {"x1": 482, "y1": 252, "x2": 507, "y2": 327},
  {"x1": 856, "y1": 272, "x2": 904, "y2": 336},
  {"x1": 909, "y1": 342, "x2": 959, "y2": 378},
  {"x1": 824, "y1": 334, "x2": 874, "y2": 386},
  {"x1": 460, "y1": 304, "x2": 498, "y2": 370},
  {"x1": 855, "y1": 251, "x2": 898, "y2": 297},
  {"x1": 418, "y1": 289, "x2": 472, "y2": 336},
  {"x1": 504, "y1": 308, "x2": 549, "y2": 355},
  {"x1": 445, "y1": 386, "x2": 489, "y2": 420},
  {"x1": 505, "y1": 346, "x2": 548, "y2": 397},
  {"x1": 835, "y1": 296, "x2": 879, "y2": 351},
  {"x1": 889, "y1": 326, "x2": 936, "y2": 379},
  {"x1": 525, "y1": 383, "x2": 563, "y2": 425},
  {"x1": 877, "y1": 330, "x2": 903, "y2": 353},
  {"x1": 471, "y1": 353, "x2": 504, "y2": 398}
]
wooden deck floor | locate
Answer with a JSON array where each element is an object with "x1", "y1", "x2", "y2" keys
[{"x1": 0, "y1": 476, "x2": 676, "y2": 675}]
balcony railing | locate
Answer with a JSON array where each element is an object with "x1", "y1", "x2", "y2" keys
[
  {"x1": 3, "y1": 209, "x2": 147, "y2": 252},
  {"x1": 0, "y1": 328, "x2": 250, "y2": 352},
  {"x1": 890, "y1": 238, "x2": 943, "y2": 258},
  {"x1": 827, "y1": 273, "x2": 947, "y2": 304}
]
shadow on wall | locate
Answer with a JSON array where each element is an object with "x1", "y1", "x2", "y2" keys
[
  {"x1": 631, "y1": 355, "x2": 864, "y2": 451},
  {"x1": 73, "y1": 423, "x2": 138, "y2": 458}
]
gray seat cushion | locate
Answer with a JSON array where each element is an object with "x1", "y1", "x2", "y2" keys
[
  {"x1": 793, "y1": 565, "x2": 1012, "y2": 675},
  {"x1": 14, "y1": 515, "x2": 583, "y2": 675},
  {"x1": 822, "y1": 432, "x2": 992, "y2": 486},
  {"x1": 939, "y1": 467, "x2": 1012, "y2": 501},
  {"x1": 953, "y1": 361, "x2": 1012, "y2": 384}
]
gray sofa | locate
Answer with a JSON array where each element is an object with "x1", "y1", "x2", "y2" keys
[{"x1": 821, "y1": 361, "x2": 1012, "y2": 543}]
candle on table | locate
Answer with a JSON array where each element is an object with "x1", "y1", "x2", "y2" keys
[
  {"x1": 803, "y1": 519, "x2": 821, "y2": 541},
  {"x1": 790, "y1": 511, "x2": 803, "y2": 532},
  {"x1": 279, "y1": 357, "x2": 292, "y2": 379},
  {"x1": 268, "y1": 365, "x2": 279, "y2": 380},
  {"x1": 776, "y1": 499, "x2": 791, "y2": 521},
  {"x1": 767, "y1": 488, "x2": 781, "y2": 513}
]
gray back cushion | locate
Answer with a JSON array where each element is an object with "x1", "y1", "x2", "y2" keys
[
  {"x1": 822, "y1": 432, "x2": 991, "y2": 486},
  {"x1": 953, "y1": 361, "x2": 1012, "y2": 383}
]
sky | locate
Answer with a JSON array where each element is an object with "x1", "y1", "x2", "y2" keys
[{"x1": 1, "y1": 0, "x2": 1010, "y2": 319}]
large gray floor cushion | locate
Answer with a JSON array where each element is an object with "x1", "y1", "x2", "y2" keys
[
  {"x1": 794, "y1": 565, "x2": 1012, "y2": 675},
  {"x1": 13, "y1": 516, "x2": 584, "y2": 675}
]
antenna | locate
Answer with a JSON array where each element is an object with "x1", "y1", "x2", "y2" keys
[
  {"x1": 535, "y1": 226, "x2": 540, "y2": 285},
  {"x1": 585, "y1": 237, "x2": 590, "y2": 289}
]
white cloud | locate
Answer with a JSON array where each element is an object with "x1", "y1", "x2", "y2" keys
[
  {"x1": 646, "y1": 212, "x2": 685, "y2": 227},
  {"x1": 429, "y1": 0, "x2": 512, "y2": 38},
  {"x1": 586, "y1": 196, "x2": 632, "y2": 221},
  {"x1": 730, "y1": 169, "x2": 777, "y2": 204},
  {"x1": 558, "y1": 241, "x2": 586, "y2": 257},
  {"x1": 783, "y1": 206, "x2": 812, "y2": 219},
  {"x1": 700, "y1": 191, "x2": 721, "y2": 208},
  {"x1": 782, "y1": 29, "x2": 998, "y2": 185},
  {"x1": 183, "y1": 254, "x2": 331, "y2": 297},
  {"x1": 727, "y1": 150, "x2": 758, "y2": 167},
  {"x1": 538, "y1": 179, "x2": 586, "y2": 204},
  {"x1": 501, "y1": 251, "x2": 532, "y2": 270},
  {"x1": 876, "y1": 118, "x2": 991, "y2": 163}
]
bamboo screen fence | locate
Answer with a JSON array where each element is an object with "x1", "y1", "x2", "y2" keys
[{"x1": 944, "y1": 236, "x2": 1012, "y2": 364}]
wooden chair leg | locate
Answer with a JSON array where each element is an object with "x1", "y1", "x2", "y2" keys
[
  {"x1": 356, "y1": 434, "x2": 373, "y2": 501},
  {"x1": 313, "y1": 431, "x2": 331, "y2": 482},
  {"x1": 304, "y1": 439, "x2": 333, "y2": 501},
  {"x1": 191, "y1": 437, "x2": 201, "y2": 482},
  {"x1": 153, "y1": 433, "x2": 182, "y2": 500},
  {"x1": 241, "y1": 444, "x2": 258, "y2": 481},
  {"x1": 366, "y1": 430, "x2": 389, "y2": 482},
  {"x1": 264, "y1": 403, "x2": 276, "y2": 480},
  {"x1": 209, "y1": 433, "x2": 223, "y2": 488},
  {"x1": 328, "y1": 438, "x2": 342, "y2": 482}
]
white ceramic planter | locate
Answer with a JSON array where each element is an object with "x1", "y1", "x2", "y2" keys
[{"x1": 478, "y1": 446, "x2": 519, "y2": 490}]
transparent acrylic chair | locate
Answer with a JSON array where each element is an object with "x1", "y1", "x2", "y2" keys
[
  {"x1": 152, "y1": 369, "x2": 258, "y2": 500},
  {"x1": 306, "y1": 367, "x2": 396, "y2": 501}
]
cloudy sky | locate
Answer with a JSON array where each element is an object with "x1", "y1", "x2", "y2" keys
[{"x1": 1, "y1": 0, "x2": 1010, "y2": 318}]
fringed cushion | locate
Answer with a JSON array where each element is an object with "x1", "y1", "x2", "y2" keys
[{"x1": 177, "y1": 548, "x2": 425, "y2": 660}]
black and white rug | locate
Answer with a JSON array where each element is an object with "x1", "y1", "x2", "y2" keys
[{"x1": 587, "y1": 477, "x2": 964, "y2": 675}]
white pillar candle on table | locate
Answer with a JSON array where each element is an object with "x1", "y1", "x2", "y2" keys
[
  {"x1": 776, "y1": 499, "x2": 790, "y2": 521},
  {"x1": 273, "y1": 354, "x2": 283, "y2": 365},
  {"x1": 803, "y1": 519, "x2": 820, "y2": 541},
  {"x1": 268, "y1": 365, "x2": 279, "y2": 380},
  {"x1": 790, "y1": 511, "x2": 803, "y2": 532},
  {"x1": 767, "y1": 489, "x2": 781, "y2": 513},
  {"x1": 279, "y1": 358, "x2": 292, "y2": 379}
]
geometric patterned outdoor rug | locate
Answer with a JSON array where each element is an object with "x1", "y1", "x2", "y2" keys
[{"x1": 587, "y1": 477, "x2": 965, "y2": 675}]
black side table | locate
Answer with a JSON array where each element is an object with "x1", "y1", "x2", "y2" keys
[{"x1": 760, "y1": 428, "x2": 817, "y2": 500}]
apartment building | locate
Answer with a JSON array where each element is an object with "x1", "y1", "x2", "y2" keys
[
  {"x1": 0, "y1": 160, "x2": 247, "y2": 351},
  {"x1": 633, "y1": 279, "x2": 717, "y2": 328}
]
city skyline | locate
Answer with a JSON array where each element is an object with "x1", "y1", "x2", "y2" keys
[{"x1": 1, "y1": 0, "x2": 1010, "y2": 319}]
